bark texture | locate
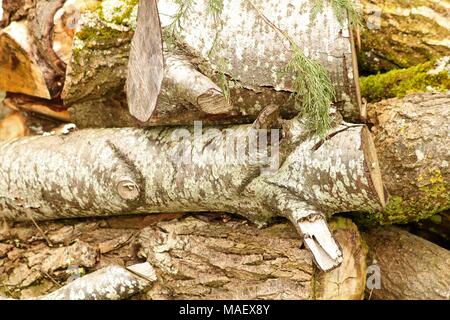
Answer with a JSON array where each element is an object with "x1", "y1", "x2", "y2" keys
[
  {"x1": 136, "y1": 216, "x2": 367, "y2": 300},
  {"x1": 0, "y1": 117, "x2": 385, "y2": 270},
  {"x1": 358, "y1": 0, "x2": 450, "y2": 75},
  {"x1": 362, "y1": 92, "x2": 449, "y2": 224},
  {"x1": 363, "y1": 226, "x2": 450, "y2": 300},
  {"x1": 61, "y1": 0, "x2": 362, "y2": 128},
  {"x1": 0, "y1": 119, "x2": 384, "y2": 222},
  {"x1": 0, "y1": 215, "x2": 367, "y2": 300}
]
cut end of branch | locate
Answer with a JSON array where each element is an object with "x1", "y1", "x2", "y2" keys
[
  {"x1": 297, "y1": 217, "x2": 343, "y2": 272},
  {"x1": 361, "y1": 126, "x2": 386, "y2": 208}
]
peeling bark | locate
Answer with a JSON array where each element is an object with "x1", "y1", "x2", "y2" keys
[
  {"x1": 3, "y1": 93, "x2": 70, "y2": 122},
  {"x1": 363, "y1": 226, "x2": 450, "y2": 300},
  {"x1": 0, "y1": 216, "x2": 367, "y2": 299},
  {"x1": 0, "y1": 117, "x2": 385, "y2": 270}
]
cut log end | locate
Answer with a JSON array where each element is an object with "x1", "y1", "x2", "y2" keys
[{"x1": 361, "y1": 126, "x2": 386, "y2": 208}]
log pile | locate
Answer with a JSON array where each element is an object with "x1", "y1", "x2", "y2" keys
[{"x1": 0, "y1": 0, "x2": 449, "y2": 300}]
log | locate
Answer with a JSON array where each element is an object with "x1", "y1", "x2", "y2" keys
[
  {"x1": 4, "y1": 93, "x2": 70, "y2": 122},
  {"x1": 0, "y1": 0, "x2": 98, "y2": 98},
  {"x1": 357, "y1": 0, "x2": 450, "y2": 75},
  {"x1": 138, "y1": 216, "x2": 367, "y2": 300},
  {"x1": 0, "y1": 116, "x2": 386, "y2": 271},
  {"x1": 59, "y1": 0, "x2": 363, "y2": 128},
  {"x1": 0, "y1": 216, "x2": 367, "y2": 299},
  {"x1": 0, "y1": 20, "x2": 61, "y2": 99},
  {"x1": 363, "y1": 226, "x2": 450, "y2": 300},
  {"x1": 359, "y1": 92, "x2": 449, "y2": 225}
]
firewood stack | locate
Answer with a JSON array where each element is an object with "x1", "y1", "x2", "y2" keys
[{"x1": 0, "y1": 0, "x2": 448, "y2": 300}]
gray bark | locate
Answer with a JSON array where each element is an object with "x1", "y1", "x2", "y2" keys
[
  {"x1": 0, "y1": 116, "x2": 385, "y2": 271},
  {"x1": 60, "y1": 0, "x2": 362, "y2": 128},
  {"x1": 363, "y1": 226, "x2": 450, "y2": 300}
]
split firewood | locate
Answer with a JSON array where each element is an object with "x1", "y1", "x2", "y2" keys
[
  {"x1": 363, "y1": 226, "x2": 450, "y2": 300},
  {"x1": 0, "y1": 108, "x2": 63, "y2": 141},
  {"x1": 0, "y1": 263, "x2": 157, "y2": 300},
  {"x1": 0, "y1": 113, "x2": 386, "y2": 271},
  {"x1": 0, "y1": 20, "x2": 62, "y2": 99},
  {"x1": 0, "y1": 0, "x2": 98, "y2": 99},
  {"x1": 3, "y1": 93, "x2": 70, "y2": 122}
]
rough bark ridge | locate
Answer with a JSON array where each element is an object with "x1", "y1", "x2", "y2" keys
[
  {"x1": 362, "y1": 92, "x2": 449, "y2": 224},
  {"x1": 358, "y1": 0, "x2": 450, "y2": 75},
  {"x1": 0, "y1": 117, "x2": 385, "y2": 270},
  {"x1": 138, "y1": 216, "x2": 367, "y2": 300},
  {"x1": 61, "y1": 0, "x2": 362, "y2": 128},
  {"x1": 363, "y1": 226, "x2": 450, "y2": 300},
  {"x1": 0, "y1": 216, "x2": 367, "y2": 300}
]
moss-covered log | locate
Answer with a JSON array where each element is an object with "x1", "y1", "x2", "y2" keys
[
  {"x1": 0, "y1": 115, "x2": 386, "y2": 271},
  {"x1": 360, "y1": 92, "x2": 449, "y2": 225},
  {"x1": 363, "y1": 226, "x2": 450, "y2": 300},
  {"x1": 358, "y1": 0, "x2": 450, "y2": 75}
]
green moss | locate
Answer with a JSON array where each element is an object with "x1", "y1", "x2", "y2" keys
[
  {"x1": 355, "y1": 168, "x2": 449, "y2": 226},
  {"x1": 76, "y1": 26, "x2": 127, "y2": 43},
  {"x1": 360, "y1": 61, "x2": 450, "y2": 102},
  {"x1": 98, "y1": 0, "x2": 138, "y2": 27}
]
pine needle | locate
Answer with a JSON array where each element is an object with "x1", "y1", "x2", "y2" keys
[{"x1": 311, "y1": 0, "x2": 363, "y2": 28}]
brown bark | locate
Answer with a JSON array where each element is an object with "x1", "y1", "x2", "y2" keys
[
  {"x1": 0, "y1": 215, "x2": 367, "y2": 299},
  {"x1": 363, "y1": 226, "x2": 450, "y2": 300},
  {"x1": 362, "y1": 92, "x2": 449, "y2": 224},
  {"x1": 0, "y1": 20, "x2": 61, "y2": 99},
  {"x1": 4, "y1": 93, "x2": 70, "y2": 122},
  {"x1": 357, "y1": 0, "x2": 450, "y2": 75}
]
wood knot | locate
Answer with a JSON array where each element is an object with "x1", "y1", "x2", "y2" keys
[{"x1": 117, "y1": 179, "x2": 140, "y2": 201}]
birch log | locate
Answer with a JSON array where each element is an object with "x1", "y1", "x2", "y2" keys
[
  {"x1": 363, "y1": 226, "x2": 450, "y2": 300},
  {"x1": 1, "y1": 263, "x2": 157, "y2": 300},
  {"x1": 59, "y1": 0, "x2": 363, "y2": 127},
  {"x1": 0, "y1": 116, "x2": 386, "y2": 271}
]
